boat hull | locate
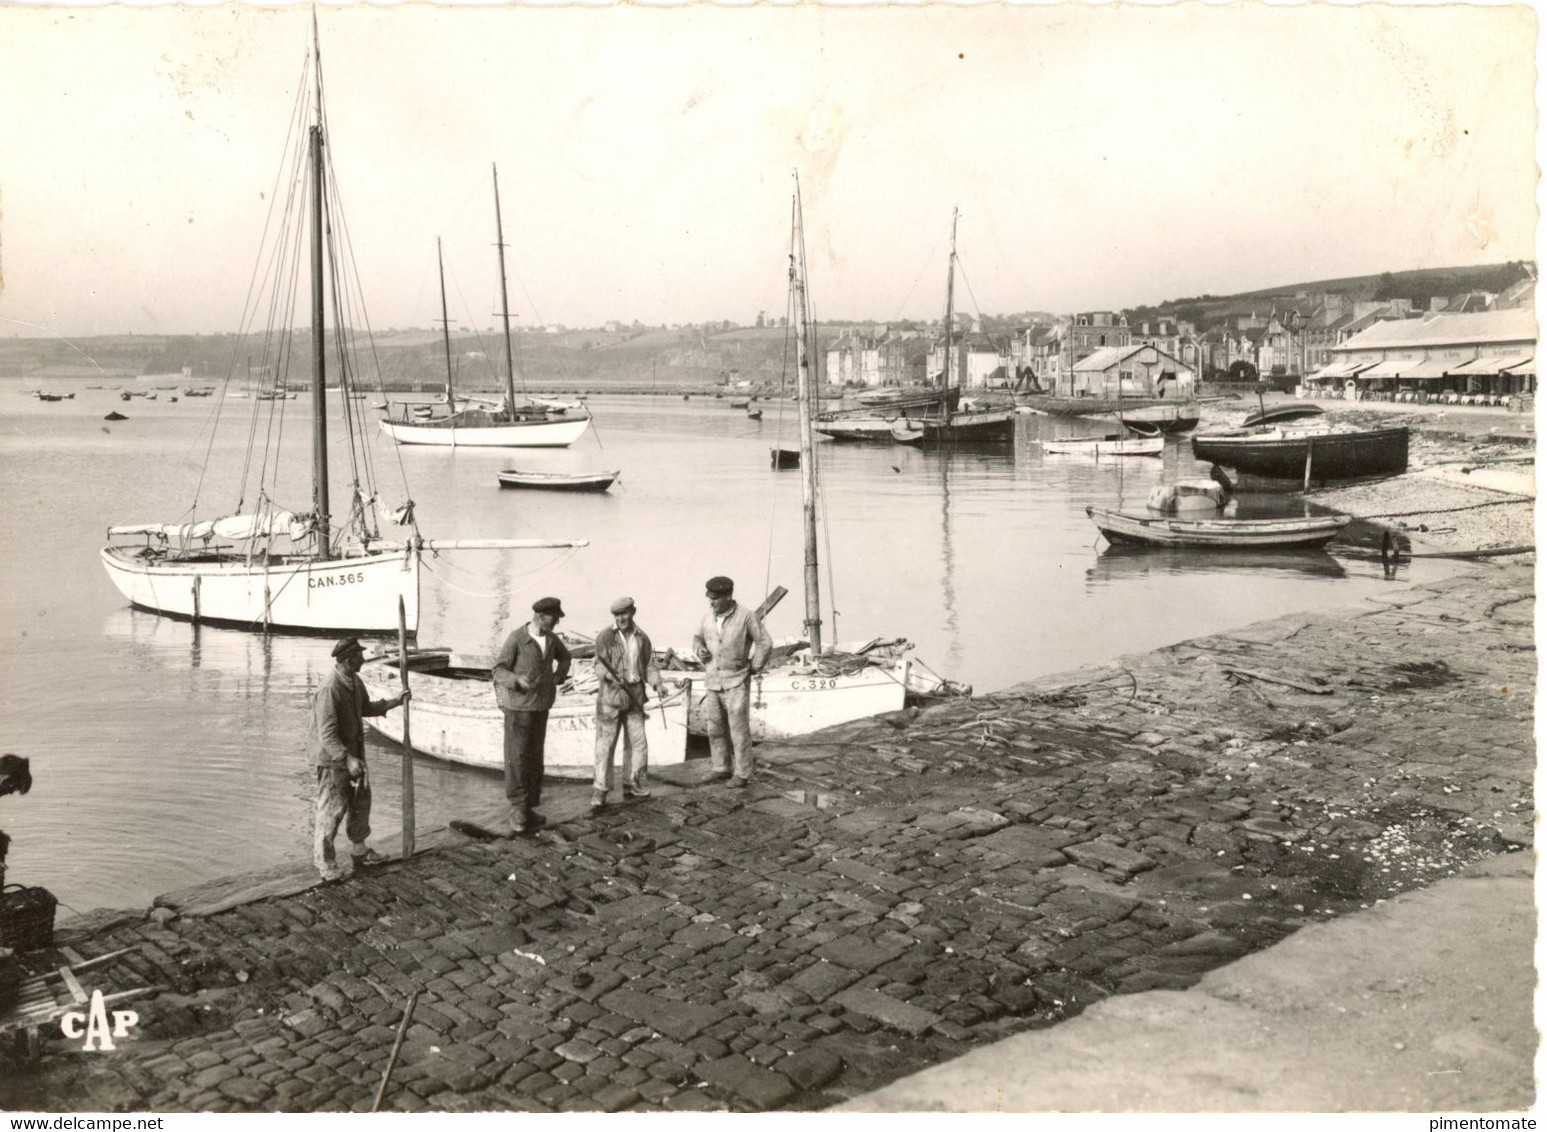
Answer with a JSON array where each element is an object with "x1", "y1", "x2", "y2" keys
[
  {"x1": 1085, "y1": 506, "x2": 1350, "y2": 549},
  {"x1": 668, "y1": 661, "x2": 909, "y2": 740},
  {"x1": 1191, "y1": 425, "x2": 1409, "y2": 479},
  {"x1": 1042, "y1": 436, "x2": 1163, "y2": 457},
  {"x1": 895, "y1": 408, "x2": 1017, "y2": 444},
  {"x1": 814, "y1": 415, "x2": 911, "y2": 441},
  {"x1": 379, "y1": 415, "x2": 592, "y2": 448},
  {"x1": 359, "y1": 659, "x2": 690, "y2": 779},
  {"x1": 1083, "y1": 403, "x2": 1201, "y2": 433},
  {"x1": 99, "y1": 545, "x2": 420, "y2": 634},
  {"x1": 496, "y1": 470, "x2": 618, "y2": 492}
]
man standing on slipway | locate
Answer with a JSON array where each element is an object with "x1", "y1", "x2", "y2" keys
[
  {"x1": 493, "y1": 596, "x2": 571, "y2": 834},
  {"x1": 310, "y1": 637, "x2": 409, "y2": 882},
  {"x1": 691, "y1": 575, "x2": 771, "y2": 788},
  {"x1": 591, "y1": 596, "x2": 666, "y2": 815}
]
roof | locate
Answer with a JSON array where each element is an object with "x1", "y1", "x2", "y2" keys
[
  {"x1": 1072, "y1": 344, "x2": 1186, "y2": 372},
  {"x1": 1335, "y1": 307, "x2": 1537, "y2": 351}
]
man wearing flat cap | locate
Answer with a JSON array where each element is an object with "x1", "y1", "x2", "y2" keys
[
  {"x1": 493, "y1": 597, "x2": 572, "y2": 834},
  {"x1": 590, "y1": 597, "x2": 666, "y2": 815},
  {"x1": 691, "y1": 576, "x2": 772, "y2": 787},
  {"x1": 308, "y1": 637, "x2": 410, "y2": 881}
]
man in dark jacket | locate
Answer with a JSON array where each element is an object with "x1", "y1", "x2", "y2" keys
[
  {"x1": 492, "y1": 597, "x2": 571, "y2": 834},
  {"x1": 309, "y1": 637, "x2": 409, "y2": 881}
]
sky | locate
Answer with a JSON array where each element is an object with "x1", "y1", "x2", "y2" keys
[{"x1": 0, "y1": 2, "x2": 1537, "y2": 338}]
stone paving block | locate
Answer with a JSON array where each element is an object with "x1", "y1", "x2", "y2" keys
[
  {"x1": 1063, "y1": 838, "x2": 1157, "y2": 876},
  {"x1": 813, "y1": 935, "x2": 907, "y2": 974},
  {"x1": 698, "y1": 1055, "x2": 798, "y2": 1109},
  {"x1": 784, "y1": 960, "x2": 861, "y2": 1002},
  {"x1": 601, "y1": 989, "x2": 728, "y2": 1043},
  {"x1": 672, "y1": 922, "x2": 737, "y2": 951},
  {"x1": 831, "y1": 988, "x2": 942, "y2": 1036},
  {"x1": 596, "y1": 893, "x2": 674, "y2": 923},
  {"x1": 824, "y1": 857, "x2": 911, "y2": 893}
]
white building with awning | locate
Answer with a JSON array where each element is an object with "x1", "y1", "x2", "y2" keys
[{"x1": 1307, "y1": 308, "x2": 1536, "y2": 404}]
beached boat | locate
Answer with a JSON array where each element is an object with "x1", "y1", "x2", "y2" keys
[
  {"x1": 1041, "y1": 435, "x2": 1163, "y2": 457},
  {"x1": 378, "y1": 167, "x2": 592, "y2": 449},
  {"x1": 1082, "y1": 402, "x2": 1199, "y2": 433},
  {"x1": 1241, "y1": 403, "x2": 1326, "y2": 427},
  {"x1": 100, "y1": 31, "x2": 583, "y2": 636},
  {"x1": 1190, "y1": 422, "x2": 1409, "y2": 480},
  {"x1": 855, "y1": 386, "x2": 959, "y2": 411},
  {"x1": 1085, "y1": 506, "x2": 1351, "y2": 549},
  {"x1": 359, "y1": 648, "x2": 690, "y2": 779},
  {"x1": 496, "y1": 468, "x2": 619, "y2": 492}
]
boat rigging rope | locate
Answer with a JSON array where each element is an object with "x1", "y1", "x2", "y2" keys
[{"x1": 419, "y1": 545, "x2": 583, "y2": 600}]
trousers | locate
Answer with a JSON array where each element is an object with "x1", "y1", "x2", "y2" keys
[
  {"x1": 703, "y1": 681, "x2": 753, "y2": 779},
  {"x1": 503, "y1": 708, "x2": 548, "y2": 827},
  {"x1": 594, "y1": 703, "x2": 648, "y2": 794},
  {"x1": 313, "y1": 765, "x2": 371, "y2": 873}
]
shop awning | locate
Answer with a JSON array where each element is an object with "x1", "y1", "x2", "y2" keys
[
  {"x1": 1451, "y1": 352, "x2": 1535, "y2": 376},
  {"x1": 1354, "y1": 357, "x2": 1417, "y2": 379},
  {"x1": 1312, "y1": 359, "x2": 1377, "y2": 379},
  {"x1": 1394, "y1": 358, "x2": 1452, "y2": 380}
]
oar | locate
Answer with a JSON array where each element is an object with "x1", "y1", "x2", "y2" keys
[
  {"x1": 372, "y1": 990, "x2": 419, "y2": 1112},
  {"x1": 397, "y1": 597, "x2": 415, "y2": 861}
]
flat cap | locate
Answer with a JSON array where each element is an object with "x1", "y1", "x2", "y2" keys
[
  {"x1": 331, "y1": 636, "x2": 365, "y2": 659},
  {"x1": 609, "y1": 596, "x2": 636, "y2": 615},
  {"x1": 705, "y1": 575, "x2": 734, "y2": 596},
  {"x1": 0, "y1": 754, "x2": 31, "y2": 797},
  {"x1": 532, "y1": 596, "x2": 565, "y2": 618}
]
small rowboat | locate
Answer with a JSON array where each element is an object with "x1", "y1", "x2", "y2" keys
[
  {"x1": 1042, "y1": 435, "x2": 1163, "y2": 457},
  {"x1": 747, "y1": 408, "x2": 763, "y2": 420},
  {"x1": 496, "y1": 468, "x2": 619, "y2": 492},
  {"x1": 771, "y1": 446, "x2": 800, "y2": 469},
  {"x1": 1085, "y1": 506, "x2": 1351, "y2": 549}
]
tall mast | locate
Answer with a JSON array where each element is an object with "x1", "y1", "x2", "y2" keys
[
  {"x1": 493, "y1": 164, "x2": 519, "y2": 414},
  {"x1": 944, "y1": 207, "x2": 958, "y2": 391},
  {"x1": 790, "y1": 177, "x2": 822, "y2": 655},
  {"x1": 309, "y1": 14, "x2": 331, "y2": 560},
  {"x1": 436, "y1": 238, "x2": 454, "y2": 409}
]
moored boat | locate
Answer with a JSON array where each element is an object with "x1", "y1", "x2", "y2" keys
[
  {"x1": 496, "y1": 468, "x2": 619, "y2": 492},
  {"x1": 1041, "y1": 435, "x2": 1163, "y2": 457},
  {"x1": 359, "y1": 649, "x2": 690, "y2": 779},
  {"x1": 1241, "y1": 403, "x2": 1326, "y2": 427},
  {"x1": 1191, "y1": 422, "x2": 1409, "y2": 480},
  {"x1": 1081, "y1": 401, "x2": 1200, "y2": 433},
  {"x1": 1085, "y1": 506, "x2": 1351, "y2": 549}
]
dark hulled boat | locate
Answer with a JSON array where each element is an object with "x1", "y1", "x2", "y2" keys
[{"x1": 1191, "y1": 422, "x2": 1409, "y2": 480}]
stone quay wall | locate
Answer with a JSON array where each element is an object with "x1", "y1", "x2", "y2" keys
[{"x1": 2, "y1": 564, "x2": 1534, "y2": 1112}]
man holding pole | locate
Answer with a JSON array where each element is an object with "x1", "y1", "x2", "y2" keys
[
  {"x1": 309, "y1": 637, "x2": 410, "y2": 882},
  {"x1": 590, "y1": 596, "x2": 665, "y2": 816},
  {"x1": 692, "y1": 576, "x2": 772, "y2": 788},
  {"x1": 493, "y1": 597, "x2": 571, "y2": 835}
]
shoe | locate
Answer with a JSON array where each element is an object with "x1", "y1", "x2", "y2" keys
[
  {"x1": 589, "y1": 795, "x2": 607, "y2": 816},
  {"x1": 351, "y1": 848, "x2": 388, "y2": 868},
  {"x1": 623, "y1": 784, "x2": 652, "y2": 799},
  {"x1": 318, "y1": 866, "x2": 348, "y2": 883},
  {"x1": 728, "y1": 776, "x2": 749, "y2": 789},
  {"x1": 527, "y1": 811, "x2": 548, "y2": 830},
  {"x1": 710, "y1": 770, "x2": 732, "y2": 782}
]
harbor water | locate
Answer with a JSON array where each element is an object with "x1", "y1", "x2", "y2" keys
[{"x1": 0, "y1": 387, "x2": 1450, "y2": 912}]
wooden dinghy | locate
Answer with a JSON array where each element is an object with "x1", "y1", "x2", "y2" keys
[
  {"x1": 1085, "y1": 506, "x2": 1351, "y2": 549},
  {"x1": 496, "y1": 468, "x2": 619, "y2": 492},
  {"x1": 1041, "y1": 435, "x2": 1164, "y2": 457}
]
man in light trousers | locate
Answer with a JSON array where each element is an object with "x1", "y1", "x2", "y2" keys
[
  {"x1": 591, "y1": 596, "x2": 665, "y2": 815},
  {"x1": 691, "y1": 575, "x2": 772, "y2": 788}
]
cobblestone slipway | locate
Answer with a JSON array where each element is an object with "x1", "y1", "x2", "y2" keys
[{"x1": 2, "y1": 564, "x2": 1533, "y2": 1112}]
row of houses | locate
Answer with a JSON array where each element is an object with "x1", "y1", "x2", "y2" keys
[{"x1": 822, "y1": 277, "x2": 1535, "y2": 401}]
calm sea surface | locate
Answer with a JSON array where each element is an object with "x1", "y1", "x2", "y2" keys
[{"x1": 0, "y1": 385, "x2": 1450, "y2": 912}]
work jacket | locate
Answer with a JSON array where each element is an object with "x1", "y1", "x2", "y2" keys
[
  {"x1": 594, "y1": 624, "x2": 661, "y2": 713},
  {"x1": 492, "y1": 624, "x2": 572, "y2": 712},
  {"x1": 308, "y1": 665, "x2": 394, "y2": 767},
  {"x1": 692, "y1": 602, "x2": 773, "y2": 692}
]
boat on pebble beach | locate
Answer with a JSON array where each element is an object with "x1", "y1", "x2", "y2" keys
[{"x1": 1085, "y1": 505, "x2": 1352, "y2": 549}]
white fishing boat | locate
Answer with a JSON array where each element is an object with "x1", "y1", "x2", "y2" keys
[
  {"x1": 100, "y1": 28, "x2": 583, "y2": 636},
  {"x1": 1041, "y1": 435, "x2": 1163, "y2": 457},
  {"x1": 378, "y1": 167, "x2": 592, "y2": 449},
  {"x1": 660, "y1": 176, "x2": 959, "y2": 738},
  {"x1": 359, "y1": 648, "x2": 691, "y2": 779}
]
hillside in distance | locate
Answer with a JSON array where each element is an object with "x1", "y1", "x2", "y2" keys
[{"x1": 1125, "y1": 260, "x2": 1534, "y2": 327}]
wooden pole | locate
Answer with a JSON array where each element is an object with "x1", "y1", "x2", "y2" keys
[
  {"x1": 397, "y1": 597, "x2": 415, "y2": 860},
  {"x1": 371, "y1": 990, "x2": 419, "y2": 1112}
]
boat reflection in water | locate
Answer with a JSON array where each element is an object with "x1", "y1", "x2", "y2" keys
[{"x1": 1085, "y1": 544, "x2": 1349, "y2": 585}]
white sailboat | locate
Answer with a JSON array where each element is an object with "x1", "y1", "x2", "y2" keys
[
  {"x1": 100, "y1": 26, "x2": 584, "y2": 637},
  {"x1": 377, "y1": 165, "x2": 592, "y2": 449},
  {"x1": 666, "y1": 177, "x2": 943, "y2": 740}
]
